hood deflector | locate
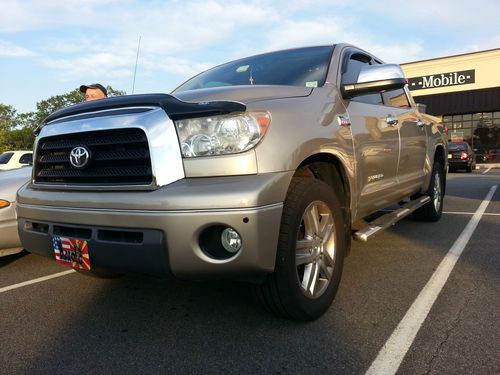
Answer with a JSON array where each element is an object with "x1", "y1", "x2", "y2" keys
[{"x1": 37, "y1": 93, "x2": 246, "y2": 135}]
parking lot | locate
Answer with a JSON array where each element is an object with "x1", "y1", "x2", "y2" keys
[{"x1": 1, "y1": 169, "x2": 499, "y2": 374}]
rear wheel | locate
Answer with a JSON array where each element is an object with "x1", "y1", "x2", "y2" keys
[
  {"x1": 254, "y1": 178, "x2": 346, "y2": 321},
  {"x1": 413, "y1": 161, "x2": 445, "y2": 221}
]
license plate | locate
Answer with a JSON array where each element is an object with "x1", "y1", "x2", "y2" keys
[
  {"x1": 52, "y1": 236, "x2": 91, "y2": 270},
  {"x1": 448, "y1": 154, "x2": 452, "y2": 158}
]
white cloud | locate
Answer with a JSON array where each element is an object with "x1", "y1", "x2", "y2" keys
[
  {"x1": 263, "y1": 17, "x2": 427, "y2": 63},
  {"x1": 0, "y1": 40, "x2": 35, "y2": 56},
  {"x1": 264, "y1": 19, "x2": 345, "y2": 51},
  {"x1": 459, "y1": 35, "x2": 500, "y2": 55},
  {"x1": 0, "y1": 0, "x2": 125, "y2": 32},
  {"x1": 41, "y1": 52, "x2": 135, "y2": 80}
]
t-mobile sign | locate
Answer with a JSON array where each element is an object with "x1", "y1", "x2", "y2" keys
[{"x1": 407, "y1": 69, "x2": 475, "y2": 90}]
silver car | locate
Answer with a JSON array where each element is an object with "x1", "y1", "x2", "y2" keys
[{"x1": 0, "y1": 166, "x2": 31, "y2": 256}]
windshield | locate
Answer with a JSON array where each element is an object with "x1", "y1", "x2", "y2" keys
[
  {"x1": 0, "y1": 152, "x2": 14, "y2": 164},
  {"x1": 174, "y1": 46, "x2": 335, "y2": 93}
]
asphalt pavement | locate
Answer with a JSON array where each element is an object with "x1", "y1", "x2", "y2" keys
[{"x1": 1, "y1": 169, "x2": 499, "y2": 374}]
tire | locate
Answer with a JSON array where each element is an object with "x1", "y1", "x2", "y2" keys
[
  {"x1": 413, "y1": 161, "x2": 445, "y2": 221},
  {"x1": 254, "y1": 178, "x2": 346, "y2": 321},
  {"x1": 466, "y1": 164, "x2": 472, "y2": 173}
]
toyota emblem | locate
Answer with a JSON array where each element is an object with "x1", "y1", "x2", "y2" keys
[{"x1": 69, "y1": 146, "x2": 91, "y2": 168}]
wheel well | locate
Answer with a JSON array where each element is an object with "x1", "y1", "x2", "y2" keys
[{"x1": 293, "y1": 154, "x2": 352, "y2": 254}]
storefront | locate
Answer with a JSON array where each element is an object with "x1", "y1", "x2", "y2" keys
[{"x1": 401, "y1": 48, "x2": 500, "y2": 163}]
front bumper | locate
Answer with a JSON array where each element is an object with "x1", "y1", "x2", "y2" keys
[
  {"x1": 17, "y1": 172, "x2": 292, "y2": 280},
  {"x1": 448, "y1": 159, "x2": 471, "y2": 168}
]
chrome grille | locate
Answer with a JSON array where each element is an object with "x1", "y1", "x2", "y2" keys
[{"x1": 34, "y1": 128, "x2": 152, "y2": 185}]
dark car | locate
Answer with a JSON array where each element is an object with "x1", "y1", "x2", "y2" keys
[{"x1": 448, "y1": 142, "x2": 475, "y2": 172}]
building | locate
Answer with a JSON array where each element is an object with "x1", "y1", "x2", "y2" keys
[{"x1": 401, "y1": 48, "x2": 500, "y2": 163}]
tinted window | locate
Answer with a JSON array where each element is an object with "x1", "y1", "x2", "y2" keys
[
  {"x1": 174, "y1": 46, "x2": 335, "y2": 92},
  {"x1": 342, "y1": 54, "x2": 383, "y2": 105},
  {"x1": 0, "y1": 152, "x2": 14, "y2": 164},
  {"x1": 19, "y1": 153, "x2": 33, "y2": 164}
]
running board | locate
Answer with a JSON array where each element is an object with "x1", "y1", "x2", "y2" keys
[{"x1": 353, "y1": 196, "x2": 431, "y2": 242}]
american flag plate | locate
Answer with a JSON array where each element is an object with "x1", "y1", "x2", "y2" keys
[{"x1": 52, "y1": 236, "x2": 91, "y2": 270}]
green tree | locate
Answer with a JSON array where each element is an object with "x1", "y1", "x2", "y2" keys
[
  {"x1": 0, "y1": 104, "x2": 17, "y2": 132},
  {"x1": 0, "y1": 104, "x2": 18, "y2": 152},
  {"x1": 2, "y1": 128, "x2": 34, "y2": 150}
]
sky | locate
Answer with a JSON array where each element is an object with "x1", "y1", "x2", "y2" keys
[{"x1": 1, "y1": 0, "x2": 499, "y2": 114}]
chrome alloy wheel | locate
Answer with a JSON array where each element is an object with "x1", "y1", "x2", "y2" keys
[
  {"x1": 433, "y1": 170, "x2": 442, "y2": 212},
  {"x1": 295, "y1": 200, "x2": 336, "y2": 298}
]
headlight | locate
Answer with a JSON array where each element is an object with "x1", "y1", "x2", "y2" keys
[{"x1": 174, "y1": 112, "x2": 271, "y2": 157}]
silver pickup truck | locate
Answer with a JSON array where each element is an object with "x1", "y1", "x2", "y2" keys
[{"x1": 17, "y1": 44, "x2": 447, "y2": 320}]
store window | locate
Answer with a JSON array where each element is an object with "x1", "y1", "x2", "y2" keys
[{"x1": 443, "y1": 111, "x2": 500, "y2": 163}]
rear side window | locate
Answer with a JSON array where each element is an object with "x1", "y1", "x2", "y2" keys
[
  {"x1": 0, "y1": 152, "x2": 14, "y2": 164},
  {"x1": 19, "y1": 153, "x2": 33, "y2": 164}
]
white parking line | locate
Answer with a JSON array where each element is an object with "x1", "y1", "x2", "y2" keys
[
  {"x1": 444, "y1": 211, "x2": 500, "y2": 216},
  {"x1": 366, "y1": 184, "x2": 498, "y2": 375},
  {"x1": 0, "y1": 269, "x2": 75, "y2": 293},
  {"x1": 482, "y1": 168, "x2": 491, "y2": 174}
]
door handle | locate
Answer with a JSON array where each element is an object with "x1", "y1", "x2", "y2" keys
[
  {"x1": 385, "y1": 115, "x2": 398, "y2": 126},
  {"x1": 417, "y1": 120, "x2": 426, "y2": 128}
]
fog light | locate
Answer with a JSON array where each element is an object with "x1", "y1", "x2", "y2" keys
[{"x1": 221, "y1": 227, "x2": 242, "y2": 253}]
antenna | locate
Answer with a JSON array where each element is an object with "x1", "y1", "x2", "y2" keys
[{"x1": 132, "y1": 35, "x2": 142, "y2": 94}]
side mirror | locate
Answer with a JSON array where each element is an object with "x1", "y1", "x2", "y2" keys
[{"x1": 342, "y1": 64, "x2": 406, "y2": 99}]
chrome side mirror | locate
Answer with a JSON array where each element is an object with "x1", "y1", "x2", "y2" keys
[{"x1": 342, "y1": 64, "x2": 406, "y2": 99}]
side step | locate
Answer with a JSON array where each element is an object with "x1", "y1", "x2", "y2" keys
[{"x1": 353, "y1": 195, "x2": 431, "y2": 242}]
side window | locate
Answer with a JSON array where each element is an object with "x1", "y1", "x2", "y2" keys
[
  {"x1": 342, "y1": 53, "x2": 383, "y2": 106},
  {"x1": 19, "y1": 153, "x2": 33, "y2": 164},
  {"x1": 383, "y1": 88, "x2": 410, "y2": 108}
]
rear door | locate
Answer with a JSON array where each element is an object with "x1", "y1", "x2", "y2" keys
[{"x1": 382, "y1": 87, "x2": 428, "y2": 194}]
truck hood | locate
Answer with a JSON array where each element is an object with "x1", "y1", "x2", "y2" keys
[{"x1": 173, "y1": 85, "x2": 313, "y2": 104}]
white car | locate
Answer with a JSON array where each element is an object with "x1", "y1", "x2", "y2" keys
[
  {"x1": 0, "y1": 166, "x2": 32, "y2": 256},
  {"x1": 0, "y1": 150, "x2": 33, "y2": 170}
]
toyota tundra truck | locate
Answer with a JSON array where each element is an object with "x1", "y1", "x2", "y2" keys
[{"x1": 17, "y1": 44, "x2": 448, "y2": 321}]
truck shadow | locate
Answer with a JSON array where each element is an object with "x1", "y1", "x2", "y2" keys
[
  {"x1": 15, "y1": 273, "x2": 372, "y2": 374},
  {"x1": 11, "y1": 209, "x2": 498, "y2": 374}
]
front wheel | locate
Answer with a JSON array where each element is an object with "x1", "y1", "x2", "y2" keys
[
  {"x1": 254, "y1": 178, "x2": 346, "y2": 321},
  {"x1": 413, "y1": 161, "x2": 445, "y2": 221}
]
